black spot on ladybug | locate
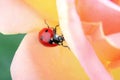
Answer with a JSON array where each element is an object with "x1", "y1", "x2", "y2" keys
[{"x1": 45, "y1": 29, "x2": 48, "y2": 32}]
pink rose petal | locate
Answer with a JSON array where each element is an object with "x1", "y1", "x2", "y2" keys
[
  {"x1": 76, "y1": 0, "x2": 120, "y2": 35},
  {"x1": 0, "y1": 0, "x2": 45, "y2": 34},
  {"x1": 107, "y1": 33, "x2": 120, "y2": 48},
  {"x1": 107, "y1": 33, "x2": 120, "y2": 68},
  {"x1": 56, "y1": 0, "x2": 113, "y2": 80},
  {"x1": 11, "y1": 32, "x2": 89, "y2": 80}
]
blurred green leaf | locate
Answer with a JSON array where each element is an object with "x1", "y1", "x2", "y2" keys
[{"x1": 0, "y1": 33, "x2": 25, "y2": 80}]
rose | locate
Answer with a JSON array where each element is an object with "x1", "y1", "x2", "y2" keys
[{"x1": 0, "y1": 0, "x2": 120, "y2": 80}]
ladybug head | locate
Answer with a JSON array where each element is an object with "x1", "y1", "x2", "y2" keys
[{"x1": 58, "y1": 36, "x2": 64, "y2": 43}]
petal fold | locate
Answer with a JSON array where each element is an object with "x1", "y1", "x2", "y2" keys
[
  {"x1": 76, "y1": 0, "x2": 120, "y2": 35},
  {"x1": 82, "y1": 22, "x2": 120, "y2": 69},
  {"x1": 11, "y1": 32, "x2": 89, "y2": 80},
  {"x1": 56, "y1": 0, "x2": 113, "y2": 80}
]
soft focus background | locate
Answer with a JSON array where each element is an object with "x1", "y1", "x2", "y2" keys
[{"x1": 0, "y1": 33, "x2": 25, "y2": 80}]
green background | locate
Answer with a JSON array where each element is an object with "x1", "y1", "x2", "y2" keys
[{"x1": 0, "y1": 33, "x2": 25, "y2": 80}]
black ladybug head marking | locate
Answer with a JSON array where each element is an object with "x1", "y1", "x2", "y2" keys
[
  {"x1": 58, "y1": 36, "x2": 64, "y2": 42},
  {"x1": 45, "y1": 29, "x2": 48, "y2": 32}
]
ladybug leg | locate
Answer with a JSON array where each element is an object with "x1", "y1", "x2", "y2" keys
[
  {"x1": 55, "y1": 24, "x2": 59, "y2": 29},
  {"x1": 44, "y1": 20, "x2": 50, "y2": 28},
  {"x1": 60, "y1": 43, "x2": 70, "y2": 50}
]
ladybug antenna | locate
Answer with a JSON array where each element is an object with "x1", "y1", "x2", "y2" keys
[
  {"x1": 44, "y1": 20, "x2": 50, "y2": 28},
  {"x1": 55, "y1": 24, "x2": 59, "y2": 28},
  {"x1": 54, "y1": 24, "x2": 59, "y2": 34}
]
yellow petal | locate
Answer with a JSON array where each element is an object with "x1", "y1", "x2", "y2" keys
[
  {"x1": 24, "y1": 0, "x2": 58, "y2": 24},
  {"x1": 111, "y1": 68, "x2": 120, "y2": 80},
  {"x1": 11, "y1": 32, "x2": 89, "y2": 80}
]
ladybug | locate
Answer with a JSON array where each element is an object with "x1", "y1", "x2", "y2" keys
[{"x1": 38, "y1": 20, "x2": 68, "y2": 48}]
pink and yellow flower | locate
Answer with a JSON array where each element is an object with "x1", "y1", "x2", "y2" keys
[{"x1": 0, "y1": 0, "x2": 120, "y2": 80}]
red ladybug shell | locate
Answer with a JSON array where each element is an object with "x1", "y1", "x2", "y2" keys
[{"x1": 38, "y1": 28, "x2": 58, "y2": 47}]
